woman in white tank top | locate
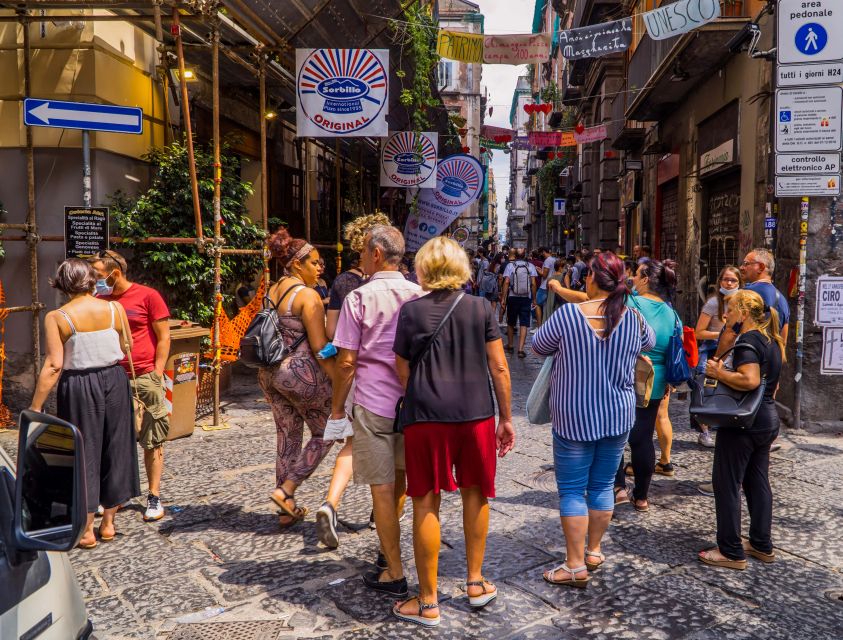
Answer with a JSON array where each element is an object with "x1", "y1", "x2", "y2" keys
[{"x1": 30, "y1": 259, "x2": 141, "y2": 549}]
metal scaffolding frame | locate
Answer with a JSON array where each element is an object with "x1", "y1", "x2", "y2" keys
[{"x1": 0, "y1": 0, "x2": 399, "y2": 424}]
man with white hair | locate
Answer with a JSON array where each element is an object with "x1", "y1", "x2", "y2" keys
[
  {"x1": 329, "y1": 224, "x2": 422, "y2": 598},
  {"x1": 740, "y1": 248, "x2": 790, "y2": 342}
]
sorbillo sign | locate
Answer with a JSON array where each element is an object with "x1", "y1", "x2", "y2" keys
[{"x1": 296, "y1": 48, "x2": 389, "y2": 137}]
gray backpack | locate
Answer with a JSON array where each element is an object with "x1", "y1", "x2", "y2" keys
[{"x1": 510, "y1": 261, "x2": 531, "y2": 297}]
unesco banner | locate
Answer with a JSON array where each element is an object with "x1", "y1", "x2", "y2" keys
[
  {"x1": 404, "y1": 154, "x2": 484, "y2": 252},
  {"x1": 643, "y1": 0, "x2": 721, "y2": 41},
  {"x1": 296, "y1": 48, "x2": 389, "y2": 137}
]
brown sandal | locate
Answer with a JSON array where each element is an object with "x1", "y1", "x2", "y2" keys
[
  {"x1": 271, "y1": 487, "x2": 307, "y2": 526},
  {"x1": 698, "y1": 548, "x2": 747, "y2": 570},
  {"x1": 743, "y1": 540, "x2": 775, "y2": 563}
]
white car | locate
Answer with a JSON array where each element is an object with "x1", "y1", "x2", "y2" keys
[{"x1": 0, "y1": 410, "x2": 94, "y2": 639}]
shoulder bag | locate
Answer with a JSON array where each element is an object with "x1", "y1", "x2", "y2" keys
[
  {"x1": 393, "y1": 292, "x2": 465, "y2": 433},
  {"x1": 526, "y1": 356, "x2": 554, "y2": 425},
  {"x1": 239, "y1": 283, "x2": 307, "y2": 369},
  {"x1": 688, "y1": 342, "x2": 767, "y2": 430},
  {"x1": 631, "y1": 308, "x2": 655, "y2": 408},
  {"x1": 664, "y1": 309, "x2": 692, "y2": 386},
  {"x1": 115, "y1": 302, "x2": 147, "y2": 439}
]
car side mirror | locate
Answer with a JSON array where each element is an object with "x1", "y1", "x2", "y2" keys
[{"x1": 13, "y1": 410, "x2": 86, "y2": 552}]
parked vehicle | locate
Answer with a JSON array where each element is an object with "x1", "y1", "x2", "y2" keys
[{"x1": 0, "y1": 410, "x2": 94, "y2": 639}]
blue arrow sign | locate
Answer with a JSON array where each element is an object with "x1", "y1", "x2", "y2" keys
[{"x1": 24, "y1": 98, "x2": 143, "y2": 135}]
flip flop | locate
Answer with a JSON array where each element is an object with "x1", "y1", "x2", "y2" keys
[
  {"x1": 98, "y1": 527, "x2": 116, "y2": 542},
  {"x1": 542, "y1": 563, "x2": 590, "y2": 588},
  {"x1": 392, "y1": 597, "x2": 440, "y2": 627},
  {"x1": 585, "y1": 550, "x2": 605, "y2": 571},
  {"x1": 742, "y1": 540, "x2": 775, "y2": 563},
  {"x1": 78, "y1": 539, "x2": 97, "y2": 550},
  {"x1": 613, "y1": 487, "x2": 628, "y2": 506},
  {"x1": 465, "y1": 579, "x2": 497, "y2": 608},
  {"x1": 698, "y1": 549, "x2": 747, "y2": 570},
  {"x1": 270, "y1": 487, "x2": 306, "y2": 519}
]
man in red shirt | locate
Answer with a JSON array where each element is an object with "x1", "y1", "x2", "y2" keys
[{"x1": 90, "y1": 250, "x2": 171, "y2": 522}]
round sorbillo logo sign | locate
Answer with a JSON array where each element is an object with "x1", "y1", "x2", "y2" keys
[
  {"x1": 382, "y1": 132, "x2": 437, "y2": 187},
  {"x1": 297, "y1": 49, "x2": 387, "y2": 134},
  {"x1": 433, "y1": 154, "x2": 483, "y2": 210}
]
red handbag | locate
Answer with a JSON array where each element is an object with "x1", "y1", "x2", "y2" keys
[{"x1": 682, "y1": 326, "x2": 699, "y2": 368}]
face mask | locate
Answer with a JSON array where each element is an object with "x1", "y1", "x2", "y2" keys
[
  {"x1": 95, "y1": 279, "x2": 113, "y2": 297},
  {"x1": 720, "y1": 287, "x2": 738, "y2": 296}
]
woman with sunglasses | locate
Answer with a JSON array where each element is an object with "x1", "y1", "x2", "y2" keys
[{"x1": 692, "y1": 266, "x2": 742, "y2": 447}]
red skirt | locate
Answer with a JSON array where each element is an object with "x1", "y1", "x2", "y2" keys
[{"x1": 403, "y1": 417, "x2": 497, "y2": 498}]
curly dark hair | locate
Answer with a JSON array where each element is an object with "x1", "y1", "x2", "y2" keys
[{"x1": 267, "y1": 227, "x2": 309, "y2": 271}]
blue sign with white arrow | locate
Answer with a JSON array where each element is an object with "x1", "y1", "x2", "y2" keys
[{"x1": 24, "y1": 98, "x2": 143, "y2": 135}]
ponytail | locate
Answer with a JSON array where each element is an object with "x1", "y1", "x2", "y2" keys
[
  {"x1": 765, "y1": 307, "x2": 787, "y2": 362},
  {"x1": 591, "y1": 252, "x2": 629, "y2": 337}
]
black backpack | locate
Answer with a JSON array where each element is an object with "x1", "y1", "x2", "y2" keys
[{"x1": 239, "y1": 284, "x2": 307, "y2": 369}]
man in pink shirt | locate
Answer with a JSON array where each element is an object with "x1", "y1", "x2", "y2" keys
[{"x1": 331, "y1": 224, "x2": 423, "y2": 598}]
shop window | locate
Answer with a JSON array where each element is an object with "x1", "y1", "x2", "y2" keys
[
  {"x1": 701, "y1": 172, "x2": 740, "y2": 288},
  {"x1": 659, "y1": 180, "x2": 679, "y2": 260}
]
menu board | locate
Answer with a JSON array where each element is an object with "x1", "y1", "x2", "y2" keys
[{"x1": 65, "y1": 206, "x2": 108, "y2": 259}]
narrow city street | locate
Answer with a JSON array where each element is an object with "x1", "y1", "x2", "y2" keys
[{"x1": 4, "y1": 353, "x2": 841, "y2": 639}]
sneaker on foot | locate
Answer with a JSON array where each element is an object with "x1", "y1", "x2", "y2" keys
[
  {"x1": 316, "y1": 502, "x2": 339, "y2": 549},
  {"x1": 698, "y1": 431, "x2": 715, "y2": 448},
  {"x1": 697, "y1": 483, "x2": 714, "y2": 497},
  {"x1": 143, "y1": 493, "x2": 164, "y2": 521}
]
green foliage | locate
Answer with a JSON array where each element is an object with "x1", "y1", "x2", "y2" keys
[
  {"x1": 392, "y1": 2, "x2": 440, "y2": 132},
  {"x1": 109, "y1": 139, "x2": 264, "y2": 325},
  {"x1": 539, "y1": 81, "x2": 561, "y2": 109}
]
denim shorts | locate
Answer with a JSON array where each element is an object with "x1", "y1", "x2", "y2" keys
[
  {"x1": 536, "y1": 288, "x2": 548, "y2": 307},
  {"x1": 552, "y1": 431, "x2": 629, "y2": 517}
]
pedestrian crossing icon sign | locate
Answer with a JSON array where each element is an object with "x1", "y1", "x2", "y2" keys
[{"x1": 795, "y1": 23, "x2": 827, "y2": 56}]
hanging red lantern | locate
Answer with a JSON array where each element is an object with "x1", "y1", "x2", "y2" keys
[
  {"x1": 575, "y1": 122, "x2": 585, "y2": 134},
  {"x1": 547, "y1": 151, "x2": 556, "y2": 160},
  {"x1": 523, "y1": 104, "x2": 532, "y2": 114},
  {"x1": 542, "y1": 104, "x2": 553, "y2": 115}
]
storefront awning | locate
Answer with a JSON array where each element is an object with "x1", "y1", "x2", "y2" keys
[{"x1": 626, "y1": 18, "x2": 750, "y2": 122}]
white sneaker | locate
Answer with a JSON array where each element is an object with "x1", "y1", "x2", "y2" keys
[
  {"x1": 698, "y1": 432, "x2": 715, "y2": 448},
  {"x1": 143, "y1": 494, "x2": 165, "y2": 522},
  {"x1": 316, "y1": 502, "x2": 339, "y2": 549}
]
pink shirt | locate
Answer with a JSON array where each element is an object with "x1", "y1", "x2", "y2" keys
[{"x1": 333, "y1": 271, "x2": 423, "y2": 418}]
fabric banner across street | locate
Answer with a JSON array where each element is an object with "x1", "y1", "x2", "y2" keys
[{"x1": 558, "y1": 18, "x2": 632, "y2": 60}]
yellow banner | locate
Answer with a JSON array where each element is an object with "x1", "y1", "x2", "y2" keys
[{"x1": 437, "y1": 30, "x2": 484, "y2": 64}]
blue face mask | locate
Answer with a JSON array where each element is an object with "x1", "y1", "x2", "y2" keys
[
  {"x1": 95, "y1": 272, "x2": 115, "y2": 297},
  {"x1": 720, "y1": 287, "x2": 738, "y2": 296}
]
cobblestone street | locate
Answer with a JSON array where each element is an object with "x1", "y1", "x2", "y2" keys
[{"x1": 3, "y1": 354, "x2": 843, "y2": 639}]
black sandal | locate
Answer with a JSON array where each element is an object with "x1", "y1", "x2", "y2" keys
[{"x1": 518, "y1": 350, "x2": 527, "y2": 358}]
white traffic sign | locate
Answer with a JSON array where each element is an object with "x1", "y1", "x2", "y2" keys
[
  {"x1": 778, "y1": 0, "x2": 843, "y2": 65},
  {"x1": 816, "y1": 276, "x2": 843, "y2": 326},
  {"x1": 24, "y1": 98, "x2": 143, "y2": 134},
  {"x1": 775, "y1": 152, "x2": 840, "y2": 175},
  {"x1": 775, "y1": 174, "x2": 840, "y2": 197},
  {"x1": 775, "y1": 86, "x2": 842, "y2": 153},
  {"x1": 777, "y1": 61, "x2": 843, "y2": 87}
]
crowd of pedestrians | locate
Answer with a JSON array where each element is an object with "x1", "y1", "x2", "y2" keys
[{"x1": 31, "y1": 222, "x2": 789, "y2": 625}]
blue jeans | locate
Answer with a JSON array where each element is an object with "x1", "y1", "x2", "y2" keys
[
  {"x1": 552, "y1": 431, "x2": 629, "y2": 517},
  {"x1": 696, "y1": 340, "x2": 717, "y2": 374}
]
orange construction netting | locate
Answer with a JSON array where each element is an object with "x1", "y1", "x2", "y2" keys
[
  {"x1": 0, "y1": 280, "x2": 13, "y2": 427},
  {"x1": 207, "y1": 277, "x2": 267, "y2": 362}
]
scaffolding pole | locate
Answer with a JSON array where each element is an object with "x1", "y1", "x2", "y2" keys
[
  {"x1": 22, "y1": 11, "x2": 41, "y2": 378},
  {"x1": 258, "y1": 50, "x2": 270, "y2": 293},
  {"x1": 172, "y1": 8, "x2": 204, "y2": 246},
  {"x1": 210, "y1": 21, "x2": 224, "y2": 429}
]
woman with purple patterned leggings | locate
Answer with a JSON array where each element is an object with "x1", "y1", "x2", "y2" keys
[{"x1": 260, "y1": 228, "x2": 335, "y2": 529}]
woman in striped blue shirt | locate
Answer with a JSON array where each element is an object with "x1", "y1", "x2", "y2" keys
[{"x1": 532, "y1": 252, "x2": 655, "y2": 588}]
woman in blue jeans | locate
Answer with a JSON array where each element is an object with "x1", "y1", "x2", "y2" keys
[{"x1": 533, "y1": 252, "x2": 654, "y2": 588}]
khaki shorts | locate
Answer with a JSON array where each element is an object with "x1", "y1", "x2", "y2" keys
[
  {"x1": 351, "y1": 404, "x2": 405, "y2": 485},
  {"x1": 132, "y1": 371, "x2": 170, "y2": 450}
]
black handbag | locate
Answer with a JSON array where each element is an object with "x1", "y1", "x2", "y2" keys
[
  {"x1": 239, "y1": 284, "x2": 307, "y2": 369},
  {"x1": 688, "y1": 342, "x2": 766, "y2": 430},
  {"x1": 393, "y1": 292, "x2": 465, "y2": 433}
]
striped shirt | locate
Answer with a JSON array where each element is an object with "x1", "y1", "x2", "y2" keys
[{"x1": 532, "y1": 302, "x2": 656, "y2": 441}]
